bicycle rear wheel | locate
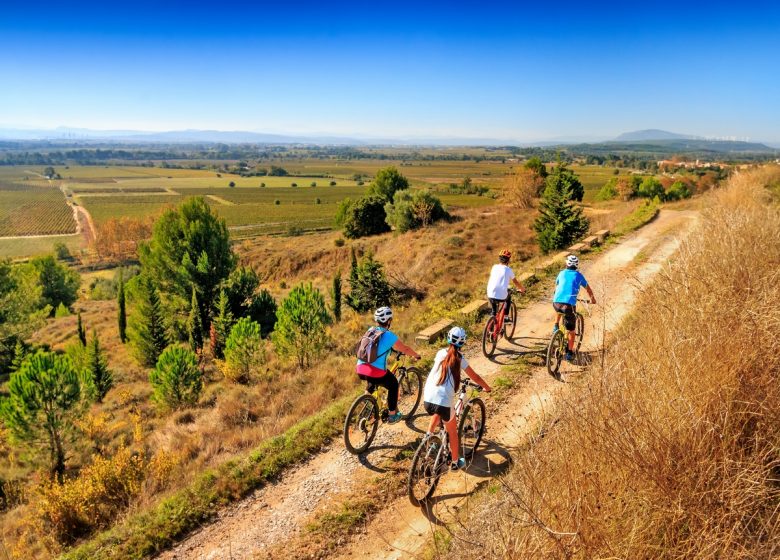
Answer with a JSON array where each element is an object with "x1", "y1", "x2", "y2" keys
[
  {"x1": 343, "y1": 394, "x2": 379, "y2": 454},
  {"x1": 397, "y1": 367, "x2": 423, "y2": 417},
  {"x1": 546, "y1": 330, "x2": 565, "y2": 378},
  {"x1": 459, "y1": 398, "x2": 486, "y2": 460},
  {"x1": 482, "y1": 317, "x2": 497, "y2": 357},
  {"x1": 503, "y1": 302, "x2": 517, "y2": 340},
  {"x1": 408, "y1": 434, "x2": 444, "y2": 506},
  {"x1": 574, "y1": 313, "x2": 585, "y2": 353}
]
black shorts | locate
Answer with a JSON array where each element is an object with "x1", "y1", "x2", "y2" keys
[
  {"x1": 553, "y1": 302, "x2": 577, "y2": 331},
  {"x1": 424, "y1": 401, "x2": 452, "y2": 422},
  {"x1": 489, "y1": 295, "x2": 511, "y2": 317}
]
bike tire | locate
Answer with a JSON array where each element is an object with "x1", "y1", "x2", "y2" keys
[
  {"x1": 397, "y1": 367, "x2": 423, "y2": 417},
  {"x1": 504, "y1": 302, "x2": 517, "y2": 340},
  {"x1": 575, "y1": 313, "x2": 585, "y2": 353},
  {"x1": 458, "y1": 398, "x2": 486, "y2": 460},
  {"x1": 408, "y1": 434, "x2": 444, "y2": 507},
  {"x1": 546, "y1": 330, "x2": 565, "y2": 378},
  {"x1": 482, "y1": 317, "x2": 497, "y2": 357},
  {"x1": 343, "y1": 394, "x2": 379, "y2": 455}
]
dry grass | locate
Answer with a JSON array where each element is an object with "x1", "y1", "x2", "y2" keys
[{"x1": 442, "y1": 166, "x2": 780, "y2": 559}]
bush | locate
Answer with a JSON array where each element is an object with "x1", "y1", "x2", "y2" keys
[
  {"x1": 329, "y1": 181, "x2": 337, "y2": 186},
  {"x1": 149, "y1": 346, "x2": 202, "y2": 410},
  {"x1": 272, "y1": 283, "x2": 331, "y2": 368},
  {"x1": 228, "y1": 181, "x2": 236, "y2": 187},
  {"x1": 342, "y1": 195, "x2": 391, "y2": 239},
  {"x1": 291, "y1": 182, "x2": 298, "y2": 187},
  {"x1": 30, "y1": 255, "x2": 81, "y2": 314},
  {"x1": 385, "y1": 190, "x2": 449, "y2": 232},
  {"x1": 55, "y1": 302, "x2": 71, "y2": 317},
  {"x1": 259, "y1": 182, "x2": 266, "y2": 187},
  {"x1": 287, "y1": 225, "x2": 303, "y2": 236},
  {"x1": 504, "y1": 168, "x2": 544, "y2": 208},
  {"x1": 314, "y1": 197, "x2": 321, "y2": 204},
  {"x1": 638, "y1": 177, "x2": 665, "y2": 199},
  {"x1": 665, "y1": 180, "x2": 692, "y2": 201},
  {"x1": 346, "y1": 253, "x2": 393, "y2": 312},
  {"x1": 274, "y1": 199, "x2": 281, "y2": 205},
  {"x1": 221, "y1": 318, "x2": 263, "y2": 383},
  {"x1": 54, "y1": 242, "x2": 71, "y2": 261},
  {"x1": 595, "y1": 178, "x2": 619, "y2": 201},
  {"x1": 310, "y1": 182, "x2": 317, "y2": 187},
  {"x1": 367, "y1": 166, "x2": 409, "y2": 202},
  {"x1": 446, "y1": 235, "x2": 465, "y2": 247},
  {"x1": 334, "y1": 237, "x2": 346, "y2": 247}
]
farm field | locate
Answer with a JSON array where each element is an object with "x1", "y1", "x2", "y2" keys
[{"x1": 0, "y1": 182, "x2": 76, "y2": 237}]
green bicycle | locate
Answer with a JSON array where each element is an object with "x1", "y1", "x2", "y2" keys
[
  {"x1": 343, "y1": 351, "x2": 423, "y2": 455},
  {"x1": 546, "y1": 298, "x2": 590, "y2": 378}
]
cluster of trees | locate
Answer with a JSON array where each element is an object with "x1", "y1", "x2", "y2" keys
[
  {"x1": 335, "y1": 166, "x2": 450, "y2": 238},
  {"x1": 596, "y1": 175, "x2": 694, "y2": 202}
]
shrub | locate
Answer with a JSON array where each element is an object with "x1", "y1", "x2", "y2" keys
[
  {"x1": 314, "y1": 197, "x2": 321, "y2": 204},
  {"x1": 55, "y1": 302, "x2": 71, "y2": 317},
  {"x1": 260, "y1": 182, "x2": 266, "y2": 187},
  {"x1": 272, "y1": 283, "x2": 331, "y2": 368},
  {"x1": 329, "y1": 181, "x2": 337, "y2": 186},
  {"x1": 638, "y1": 176, "x2": 665, "y2": 199},
  {"x1": 385, "y1": 190, "x2": 449, "y2": 232},
  {"x1": 367, "y1": 166, "x2": 409, "y2": 202},
  {"x1": 334, "y1": 197, "x2": 353, "y2": 228},
  {"x1": 228, "y1": 181, "x2": 236, "y2": 187},
  {"x1": 346, "y1": 253, "x2": 393, "y2": 312},
  {"x1": 288, "y1": 225, "x2": 303, "y2": 236},
  {"x1": 310, "y1": 181, "x2": 317, "y2": 187},
  {"x1": 342, "y1": 195, "x2": 391, "y2": 239},
  {"x1": 595, "y1": 177, "x2": 619, "y2": 201},
  {"x1": 665, "y1": 180, "x2": 692, "y2": 201},
  {"x1": 504, "y1": 167, "x2": 544, "y2": 208},
  {"x1": 274, "y1": 199, "x2": 281, "y2": 205},
  {"x1": 54, "y1": 242, "x2": 71, "y2": 261},
  {"x1": 291, "y1": 182, "x2": 298, "y2": 187},
  {"x1": 149, "y1": 346, "x2": 202, "y2": 409},
  {"x1": 222, "y1": 318, "x2": 263, "y2": 383},
  {"x1": 446, "y1": 235, "x2": 465, "y2": 247},
  {"x1": 334, "y1": 237, "x2": 346, "y2": 247}
]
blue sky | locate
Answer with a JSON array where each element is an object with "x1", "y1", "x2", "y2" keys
[{"x1": 1, "y1": 1, "x2": 779, "y2": 142}]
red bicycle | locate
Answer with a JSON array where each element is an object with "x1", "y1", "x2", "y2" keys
[{"x1": 482, "y1": 287, "x2": 518, "y2": 357}]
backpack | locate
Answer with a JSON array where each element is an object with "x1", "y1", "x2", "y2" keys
[{"x1": 355, "y1": 327, "x2": 390, "y2": 363}]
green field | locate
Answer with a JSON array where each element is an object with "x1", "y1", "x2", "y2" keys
[{"x1": 0, "y1": 182, "x2": 76, "y2": 237}]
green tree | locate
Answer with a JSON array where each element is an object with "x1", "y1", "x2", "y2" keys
[
  {"x1": 665, "y1": 180, "x2": 692, "y2": 201},
  {"x1": 385, "y1": 190, "x2": 449, "y2": 232},
  {"x1": 148, "y1": 346, "x2": 202, "y2": 410},
  {"x1": 524, "y1": 156, "x2": 548, "y2": 178},
  {"x1": 30, "y1": 255, "x2": 81, "y2": 315},
  {"x1": 9, "y1": 340, "x2": 29, "y2": 373},
  {"x1": 130, "y1": 276, "x2": 170, "y2": 367},
  {"x1": 84, "y1": 331, "x2": 113, "y2": 403},
  {"x1": 139, "y1": 197, "x2": 236, "y2": 334},
  {"x1": 117, "y1": 272, "x2": 127, "y2": 343},
  {"x1": 346, "y1": 254, "x2": 393, "y2": 312},
  {"x1": 210, "y1": 288, "x2": 234, "y2": 359},
  {"x1": 544, "y1": 161, "x2": 584, "y2": 202},
  {"x1": 0, "y1": 351, "x2": 82, "y2": 479},
  {"x1": 331, "y1": 271, "x2": 342, "y2": 322},
  {"x1": 638, "y1": 177, "x2": 665, "y2": 199},
  {"x1": 596, "y1": 177, "x2": 619, "y2": 201},
  {"x1": 76, "y1": 311, "x2": 87, "y2": 346},
  {"x1": 334, "y1": 197, "x2": 353, "y2": 228},
  {"x1": 533, "y1": 177, "x2": 590, "y2": 254},
  {"x1": 248, "y1": 289, "x2": 277, "y2": 338},
  {"x1": 222, "y1": 318, "x2": 263, "y2": 383},
  {"x1": 367, "y1": 166, "x2": 409, "y2": 202},
  {"x1": 55, "y1": 302, "x2": 70, "y2": 318},
  {"x1": 53, "y1": 242, "x2": 71, "y2": 261},
  {"x1": 272, "y1": 283, "x2": 331, "y2": 368},
  {"x1": 342, "y1": 196, "x2": 391, "y2": 239},
  {"x1": 187, "y1": 287, "x2": 204, "y2": 353},
  {"x1": 0, "y1": 262, "x2": 48, "y2": 374}
]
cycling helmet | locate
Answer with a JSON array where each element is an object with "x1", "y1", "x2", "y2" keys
[
  {"x1": 499, "y1": 249, "x2": 512, "y2": 262},
  {"x1": 374, "y1": 306, "x2": 393, "y2": 324},
  {"x1": 566, "y1": 254, "x2": 579, "y2": 269},
  {"x1": 447, "y1": 326, "x2": 467, "y2": 348}
]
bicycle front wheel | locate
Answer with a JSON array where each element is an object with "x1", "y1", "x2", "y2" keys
[
  {"x1": 482, "y1": 317, "x2": 497, "y2": 357},
  {"x1": 344, "y1": 394, "x2": 379, "y2": 454},
  {"x1": 504, "y1": 302, "x2": 517, "y2": 340},
  {"x1": 397, "y1": 367, "x2": 423, "y2": 417},
  {"x1": 546, "y1": 330, "x2": 565, "y2": 378},
  {"x1": 408, "y1": 434, "x2": 444, "y2": 506},
  {"x1": 459, "y1": 398, "x2": 486, "y2": 460},
  {"x1": 575, "y1": 313, "x2": 585, "y2": 353}
]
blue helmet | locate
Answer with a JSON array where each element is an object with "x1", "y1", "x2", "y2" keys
[{"x1": 447, "y1": 326, "x2": 467, "y2": 347}]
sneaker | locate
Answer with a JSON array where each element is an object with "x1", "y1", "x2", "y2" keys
[
  {"x1": 552, "y1": 324, "x2": 559, "y2": 334},
  {"x1": 387, "y1": 411, "x2": 403, "y2": 424},
  {"x1": 450, "y1": 457, "x2": 466, "y2": 471},
  {"x1": 564, "y1": 351, "x2": 574, "y2": 362}
]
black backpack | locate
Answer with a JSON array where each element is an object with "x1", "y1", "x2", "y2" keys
[{"x1": 355, "y1": 327, "x2": 390, "y2": 363}]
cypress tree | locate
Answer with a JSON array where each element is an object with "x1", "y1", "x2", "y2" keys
[
  {"x1": 117, "y1": 271, "x2": 127, "y2": 343},
  {"x1": 85, "y1": 330, "x2": 113, "y2": 403},
  {"x1": 130, "y1": 276, "x2": 170, "y2": 367},
  {"x1": 210, "y1": 288, "x2": 234, "y2": 359},
  {"x1": 533, "y1": 178, "x2": 590, "y2": 254},
  {"x1": 331, "y1": 271, "x2": 342, "y2": 322},
  {"x1": 188, "y1": 287, "x2": 204, "y2": 353},
  {"x1": 77, "y1": 311, "x2": 87, "y2": 346}
]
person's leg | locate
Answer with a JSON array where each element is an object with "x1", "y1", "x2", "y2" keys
[
  {"x1": 445, "y1": 416, "x2": 459, "y2": 463},
  {"x1": 489, "y1": 298, "x2": 499, "y2": 317},
  {"x1": 374, "y1": 371, "x2": 400, "y2": 414},
  {"x1": 564, "y1": 307, "x2": 576, "y2": 352},
  {"x1": 427, "y1": 413, "x2": 440, "y2": 434},
  {"x1": 504, "y1": 294, "x2": 512, "y2": 322}
]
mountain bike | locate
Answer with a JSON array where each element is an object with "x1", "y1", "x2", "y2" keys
[
  {"x1": 343, "y1": 351, "x2": 423, "y2": 454},
  {"x1": 407, "y1": 379, "x2": 486, "y2": 506},
  {"x1": 482, "y1": 287, "x2": 518, "y2": 357},
  {"x1": 546, "y1": 298, "x2": 590, "y2": 378}
]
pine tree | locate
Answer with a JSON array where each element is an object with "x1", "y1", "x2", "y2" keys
[
  {"x1": 10, "y1": 340, "x2": 28, "y2": 373},
  {"x1": 210, "y1": 288, "x2": 234, "y2": 359},
  {"x1": 331, "y1": 271, "x2": 342, "y2": 322},
  {"x1": 272, "y1": 283, "x2": 331, "y2": 368},
  {"x1": 77, "y1": 311, "x2": 87, "y2": 346},
  {"x1": 188, "y1": 286, "x2": 204, "y2": 353},
  {"x1": 84, "y1": 330, "x2": 113, "y2": 402},
  {"x1": 117, "y1": 271, "x2": 127, "y2": 343},
  {"x1": 149, "y1": 346, "x2": 202, "y2": 410},
  {"x1": 130, "y1": 276, "x2": 170, "y2": 367},
  {"x1": 533, "y1": 177, "x2": 590, "y2": 254},
  {"x1": 346, "y1": 253, "x2": 393, "y2": 312}
]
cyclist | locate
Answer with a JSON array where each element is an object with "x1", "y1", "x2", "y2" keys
[
  {"x1": 356, "y1": 306, "x2": 421, "y2": 424},
  {"x1": 552, "y1": 254, "x2": 596, "y2": 361},
  {"x1": 422, "y1": 326, "x2": 491, "y2": 470},
  {"x1": 486, "y1": 249, "x2": 527, "y2": 322}
]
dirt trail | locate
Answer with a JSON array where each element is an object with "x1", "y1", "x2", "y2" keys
[{"x1": 158, "y1": 210, "x2": 698, "y2": 560}]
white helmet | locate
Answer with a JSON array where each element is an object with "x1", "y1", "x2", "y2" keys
[
  {"x1": 373, "y1": 306, "x2": 393, "y2": 324},
  {"x1": 447, "y1": 326, "x2": 467, "y2": 348},
  {"x1": 566, "y1": 254, "x2": 579, "y2": 269}
]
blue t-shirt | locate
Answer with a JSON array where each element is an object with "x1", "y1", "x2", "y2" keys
[
  {"x1": 357, "y1": 327, "x2": 399, "y2": 370},
  {"x1": 553, "y1": 269, "x2": 588, "y2": 305}
]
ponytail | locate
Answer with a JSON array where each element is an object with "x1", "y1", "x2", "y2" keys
[{"x1": 437, "y1": 345, "x2": 461, "y2": 391}]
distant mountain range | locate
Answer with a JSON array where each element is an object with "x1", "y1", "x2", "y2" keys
[{"x1": 615, "y1": 129, "x2": 695, "y2": 141}]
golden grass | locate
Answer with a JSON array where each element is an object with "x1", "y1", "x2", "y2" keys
[{"x1": 442, "y1": 166, "x2": 780, "y2": 559}]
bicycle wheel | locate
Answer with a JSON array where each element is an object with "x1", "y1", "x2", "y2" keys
[
  {"x1": 459, "y1": 398, "x2": 486, "y2": 460},
  {"x1": 546, "y1": 330, "x2": 565, "y2": 378},
  {"x1": 397, "y1": 367, "x2": 423, "y2": 417},
  {"x1": 482, "y1": 317, "x2": 497, "y2": 357},
  {"x1": 574, "y1": 313, "x2": 585, "y2": 353},
  {"x1": 408, "y1": 434, "x2": 445, "y2": 506},
  {"x1": 503, "y1": 302, "x2": 517, "y2": 340},
  {"x1": 343, "y1": 394, "x2": 379, "y2": 454}
]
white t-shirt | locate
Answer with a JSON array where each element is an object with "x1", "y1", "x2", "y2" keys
[
  {"x1": 486, "y1": 264, "x2": 515, "y2": 300},
  {"x1": 423, "y1": 348, "x2": 470, "y2": 408}
]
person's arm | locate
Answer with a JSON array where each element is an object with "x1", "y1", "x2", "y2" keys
[
  {"x1": 393, "y1": 340, "x2": 421, "y2": 360},
  {"x1": 512, "y1": 277, "x2": 526, "y2": 294},
  {"x1": 463, "y1": 365, "x2": 491, "y2": 392},
  {"x1": 585, "y1": 285, "x2": 596, "y2": 305}
]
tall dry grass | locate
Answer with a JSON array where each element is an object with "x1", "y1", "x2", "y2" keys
[{"x1": 445, "y1": 166, "x2": 780, "y2": 559}]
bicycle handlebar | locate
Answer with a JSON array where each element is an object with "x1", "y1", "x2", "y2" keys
[{"x1": 461, "y1": 379, "x2": 483, "y2": 392}]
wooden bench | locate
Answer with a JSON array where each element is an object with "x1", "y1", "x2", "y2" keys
[
  {"x1": 415, "y1": 318, "x2": 454, "y2": 344},
  {"x1": 567, "y1": 242, "x2": 587, "y2": 252},
  {"x1": 595, "y1": 229, "x2": 610, "y2": 243},
  {"x1": 553, "y1": 251, "x2": 570, "y2": 262},
  {"x1": 517, "y1": 271, "x2": 536, "y2": 285},
  {"x1": 459, "y1": 299, "x2": 489, "y2": 316},
  {"x1": 582, "y1": 235, "x2": 599, "y2": 247}
]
